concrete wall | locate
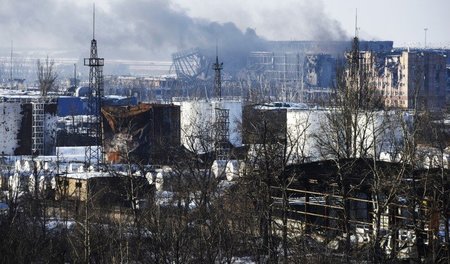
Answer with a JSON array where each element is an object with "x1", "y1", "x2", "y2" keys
[
  {"x1": 0, "y1": 101, "x2": 57, "y2": 156},
  {"x1": 286, "y1": 109, "x2": 324, "y2": 162},
  {"x1": 176, "y1": 100, "x2": 242, "y2": 153},
  {"x1": 0, "y1": 102, "x2": 23, "y2": 155},
  {"x1": 285, "y1": 109, "x2": 405, "y2": 162}
]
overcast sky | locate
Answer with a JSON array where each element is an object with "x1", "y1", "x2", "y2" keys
[
  {"x1": 0, "y1": 0, "x2": 448, "y2": 60},
  {"x1": 174, "y1": 0, "x2": 450, "y2": 45}
]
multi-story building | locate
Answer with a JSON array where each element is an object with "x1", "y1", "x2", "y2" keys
[{"x1": 365, "y1": 50, "x2": 447, "y2": 110}]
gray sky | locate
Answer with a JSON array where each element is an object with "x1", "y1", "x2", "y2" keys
[
  {"x1": 0, "y1": 0, "x2": 448, "y2": 60},
  {"x1": 173, "y1": 0, "x2": 450, "y2": 47}
]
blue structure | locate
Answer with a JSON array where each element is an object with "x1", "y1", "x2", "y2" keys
[
  {"x1": 57, "y1": 96, "x2": 138, "y2": 117},
  {"x1": 57, "y1": 97, "x2": 87, "y2": 117}
]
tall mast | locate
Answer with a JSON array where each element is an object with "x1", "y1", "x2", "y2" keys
[
  {"x1": 424, "y1": 28, "x2": 428, "y2": 49},
  {"x1": 93, "y1": 3, "x2": 95, "y2": 39},
  {"x1": 84, "y1": 3, "x2": 105, "y2": 168},
  {"x1": 355, "y1": 8, "x2": 359, "y2": 38},
  {"x1": 213, "y1": 43, "x2": 223, "y2": 100},
  {"x1": 10, "y1": 40, "x2": 13, "y2": 89}
]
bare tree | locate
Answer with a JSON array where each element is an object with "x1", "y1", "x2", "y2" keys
[
  {"x1": 37, "y1": 56, "x2": 57, "y2": 96},
  {"x1": 313, "y1": 36, "x2": 392, "y2": 263}
]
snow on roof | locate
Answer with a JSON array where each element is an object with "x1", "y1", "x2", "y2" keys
[
  {"x1": 255, "y1": 102, "x2": 309, "y2": 110},
  {"x1": 0, "y1": 88, "x2": 40, "y2": 97},
  {"x1": 56, "y1": 146, "x2": 99, "y2": 163},
  {"x1": 61, "y1": 171, "x2": 110, "y2": 180}
]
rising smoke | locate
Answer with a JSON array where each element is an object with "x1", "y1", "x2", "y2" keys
[{"x1": 0, "y1": 0, "x2": 348, "y2": 63}]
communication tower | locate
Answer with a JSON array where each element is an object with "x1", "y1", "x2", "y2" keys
[
  {"x1": 213, "y1": 47, "x2": 223, "y2": 99},
  {"x1": 84, "y1": 5, "x2": 104, "y2": 168},
  {"x1": 213, "y1": 49, "x2": 229, "y2": 160},
  {"x1": 215, "y1": 107, "x2": 229, "y2": 160}
]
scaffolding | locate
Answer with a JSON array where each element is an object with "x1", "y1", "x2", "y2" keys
[
  {"x1": 215, "y1": 108, "x2": 229, "y2": 160},
  {"x1": 32, "y1": 102, "x2": 45, "y2": 155}
]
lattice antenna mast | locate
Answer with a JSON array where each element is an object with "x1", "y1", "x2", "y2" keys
[
  {"x1": 215, "y1": 108, "x2": 230, "y2": 160},
  {"x1": 93, "y1": 4, "x2": 95, "y2": 40},
  {"x1": 349, "y1": 8, "x2": 364, "y2": 107},
  {"x1": 355, "y1": 8, "x2": 358, "y2": 38},
  {"x1": 10, "y1": 40, "x2": 13, "y2": 89},
  {"x1": 84, "y1": 3, "x2": 105, "y2": 168},
  {"x1": 213, "y1": 44, "x2": 223, "y2": 100},
  {"x1": 351, "y1": 8, "x2": 360, "y2": 73}
]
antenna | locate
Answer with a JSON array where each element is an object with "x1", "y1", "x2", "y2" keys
[
  {"x1": 74, "y1": 63, "x2": 77, "y2": 88},
  {"x1": 355, "y1": 8, "x2": 358, "y2": 38},
  {"x1": 10, "y1": 40, "x2": 13, "y2": 87},
  {"x1": 84, "y1": 2, "x2": 105, "y2": 168},
  {"x1": 424, "y1": 28, "x2": 428, "y2": 49},
  {"x1": 213, "y1": 42, "x2": 223, "y2": 99},
  {"x1": 215, "y1": 38, "x2": 218, "y2": 58},
  {"x1": 93, "y1": 3, "x2": 96, "y2": 39}
]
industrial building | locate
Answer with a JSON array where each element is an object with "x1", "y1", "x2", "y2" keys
[
  {"x1": 54, "y1": 170, "x2": 152, "y2": 207},
  {"x1": 0, "y1": 94, "x2": 57, "y2": 156},
  {"x1": 102, "y1": 103, "x2": 180, "y2": 164},
  {"x1": 174, "y1": 99, "x2": 242, "y2": 154},
  {"x1": 243, "y1": 103, "x2": 406, "y2": 163},
  {"x1": 171, "y1": 40, "x2": 394, "y2": 102},
  {"x1": 246, "y1": 52, "x2": 336, "y2": 102}
]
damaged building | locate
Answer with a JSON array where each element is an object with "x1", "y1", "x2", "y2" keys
[
  {"x1": 101, "y1": 103, "x2": 180, "y2": 164},
  {"x1": 103, "y1": 75, "x2": 176, "y2": 102},
  {"x1": 244, "y1": 40, "x2": 393, "y2": 102},
  {"x1": 56, "y1": 95, "x2": 140, "y2": 147},
  {"x1": 171, "y1": 40, "x2": 394, "y2": 102},
  {"x1": 245, "y1": 40, "x2": 393, "y2": 82},
  {"x1": 246, "y1": 52, "x2": 336, "y2": 102},
  {"x1": 0, "y1": 96, "x2": 57, "y2": 156},
  {"x1": 363, "y1": 50, "x2": 447, "y2": 110}
]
